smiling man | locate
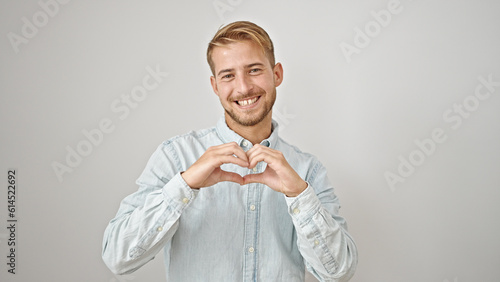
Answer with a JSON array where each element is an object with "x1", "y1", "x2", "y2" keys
[{"x1": 102, "y1": 21, "x2": 357, "y2": 281}]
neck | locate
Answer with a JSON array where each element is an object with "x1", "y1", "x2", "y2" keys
[{"x1": 225, "y1": 112, "x2": 273, "y2": 145}]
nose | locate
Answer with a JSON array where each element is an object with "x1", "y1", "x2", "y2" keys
[{"x1": 235, "y1": 74, "x2": 253, "y2": 95}]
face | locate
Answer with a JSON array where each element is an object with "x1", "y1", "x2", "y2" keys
[{"x1": 210, "y1": 40, "x2": 283, "y2": 128}]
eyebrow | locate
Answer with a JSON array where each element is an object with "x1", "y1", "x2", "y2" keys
[
  {"x1": 246, "y1": 63, "x2": 265, "y2": 69},
  {"x1": 217, "y1": 63, "x2": 266, "y2": 78},
  {"x1": 217, "y1": 68, "x2": 233, "y2": 78}
]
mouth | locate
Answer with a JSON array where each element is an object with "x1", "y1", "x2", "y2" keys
[{"x1": 235, "y1": 96, "x2": 260, "y2": 107}]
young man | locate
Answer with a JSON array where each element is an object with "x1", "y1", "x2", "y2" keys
[{"x1": 102, "y1": 21, "x2": 357, "y2": 281}]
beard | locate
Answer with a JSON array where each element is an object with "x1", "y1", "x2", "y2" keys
[
  {"x1": 224, "y1": 89, "x2": 276, "y2": 127},
  {"x1": 224, "y1": 105, "x2": 271, "y2": 126}
]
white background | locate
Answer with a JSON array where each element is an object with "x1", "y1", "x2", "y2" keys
[{"x1": 1, "y1": 0, "x2": 499, "y2": 281}]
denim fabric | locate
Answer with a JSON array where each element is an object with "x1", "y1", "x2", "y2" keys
[{"x1": 102, "y1": 117, "x2": 357, "y2": 281}]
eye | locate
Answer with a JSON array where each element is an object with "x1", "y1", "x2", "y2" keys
[
  {"x1": 249, "y1": 68, "x2": 261, "y2": 73},
  {"x1": 221, "y1": 74, "x2": 234, "y2": 80}
]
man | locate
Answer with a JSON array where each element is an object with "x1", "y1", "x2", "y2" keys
[{"x1": 102, "y1": 21, "x2": 357, "y2": 281}]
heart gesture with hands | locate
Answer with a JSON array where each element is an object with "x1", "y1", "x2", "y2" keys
[
  {"x1": 181, "y1": 142, "x2": 307, "y2": 197},
  {"x1": 243, "y1": 144, "x2": 307, "y2": 197}
]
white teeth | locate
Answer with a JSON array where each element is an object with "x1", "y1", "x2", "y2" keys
[{"x1": 237, "y1": 97, "x2": 258, "y2": 106}]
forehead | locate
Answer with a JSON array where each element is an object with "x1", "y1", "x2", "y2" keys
[{"x1": 211, "y1": 41, "x2": 269, "y2": 72}]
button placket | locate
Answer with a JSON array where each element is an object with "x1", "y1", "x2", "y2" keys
[
  {"x1": 243, "y1": 177, "x2": 261, "y2": 280},
  {"x1": 251, "y1": 161, "x2": 264, "y2": 174}
]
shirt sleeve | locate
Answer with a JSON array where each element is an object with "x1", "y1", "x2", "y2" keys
[
  {"x1": 285, "y1": 161, "x2": 358, "y2": 281},
  {"x1": 102, "y1": 143, "x2": 194, "y2": 275}
]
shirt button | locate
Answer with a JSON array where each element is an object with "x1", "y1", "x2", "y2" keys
[
  {"x1": 249, "y1": 205, "x2": 256, "y2": 211},
  {"x1": 314, "y1": 240, "x2": 319, "y2": 246},
  {"x1": 248, "y1": 247, "x2": 255, "y2": 253},
  {"x1": 252, "y1": 167, "x2": 258, "y2": 172},
  {"x1": 242, "y1": 141, "x2": 248, "y2": 147},
  {"x1": 182, "y1": 198, "x2": 189, "y2": 204},
  {"x1": 293, "y1": 208, "x2": 300, "y2": 215},
  {"x1": 157, "y1": 226, "x2": 163, "y2": 232}
]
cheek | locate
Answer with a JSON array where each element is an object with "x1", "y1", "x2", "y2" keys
[
  {"x1": 259, "y1": 78, "x2": 275, "y2": 92},
  {"x1": 261, "y1": 73, "x2": 277, "y2": 87},
  {"x1": 216, "y1": 84, "x2": 232, "y2": 100}
]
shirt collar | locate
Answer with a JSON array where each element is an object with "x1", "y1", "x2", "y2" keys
[{"x1": 216, "y1": 116, "x2": 279, "y2": 149}]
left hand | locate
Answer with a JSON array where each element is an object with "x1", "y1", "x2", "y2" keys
[{"x1": 243, "y1": 144, "x2": 307, "y2": 197}]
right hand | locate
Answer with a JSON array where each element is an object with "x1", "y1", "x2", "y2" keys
[{"x1": 181, "y1": 142, "x2": 249, "y2": 189}]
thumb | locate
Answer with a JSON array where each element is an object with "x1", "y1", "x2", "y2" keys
[
  {"x1": 218, "y1": 170, "x2": 245, "y2": 185},
  {"x1": 242, "y1": 173, "x2": 266, "y2": 186}
]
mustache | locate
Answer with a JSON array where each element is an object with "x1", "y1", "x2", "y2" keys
[{"x1": 231, "y1": 90, "x2": 265, "y2": 101}]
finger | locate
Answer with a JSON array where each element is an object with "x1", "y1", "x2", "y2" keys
[
  {"x1": 227, "y1": 144, "x2": 249, "y2": 163},
  {"x1": 206, "y1": 143, "x2": 248, "y2": 167},
  {"x1": 245, "y1": 143, "x2": 267, "y2": 156},
  {"x1": 217, "y1": 142, "x2": 249, "y2": 163},
  {"x1": 247, "y1": 149, "x2": 279, "y2": 169},
  {"x1": 242, "y1": 172, "x2": 266, "y2": 186},
  {"x1": 218, "y1": 155, "x2": 250, "y2": 168},
  {"x1": 218, "y1": 170, "x2": 244, "y2": 185},
  {"x1": 246, "y1": 144, "x2": 266, "y2": 168}
]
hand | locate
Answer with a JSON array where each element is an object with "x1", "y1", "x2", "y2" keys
[
  {"x1": 243, "y1": 144, "x2": 307, "y2": 197},
  {"x1": 181, "y1": 142, "x2": 248, "y2": 189}
]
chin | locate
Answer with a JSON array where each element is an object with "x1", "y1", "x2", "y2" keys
[{"x1": 226, "y1": 110, "x2": 270, "y2": 127}]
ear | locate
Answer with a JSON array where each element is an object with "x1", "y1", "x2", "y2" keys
[
  {"x1": 210, "y1": 76, "x2": 219, "y2": 96},
  {"x1": 273, "y1": 62, "x2": 284, "y2": 87}
]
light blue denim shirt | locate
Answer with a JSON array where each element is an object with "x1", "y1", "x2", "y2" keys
[{"x1": 102, "y1": 117, "x2": 357, "y2": 281}]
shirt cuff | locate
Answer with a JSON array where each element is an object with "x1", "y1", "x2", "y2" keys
[
  {"x1": 285, "y1": 183, "x2": 322, "y2": 224},
  {"x1": 162, "y1": 172, "x2": 195, "y2": 209}
]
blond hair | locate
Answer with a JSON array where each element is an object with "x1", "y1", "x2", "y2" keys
[{"x1": 207, "y1": 21, "x2": 275, "y2": 75}]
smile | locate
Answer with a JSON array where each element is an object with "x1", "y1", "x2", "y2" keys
[{"x1": 236, "y1": 96, "x2": 259, "y2": 106}]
